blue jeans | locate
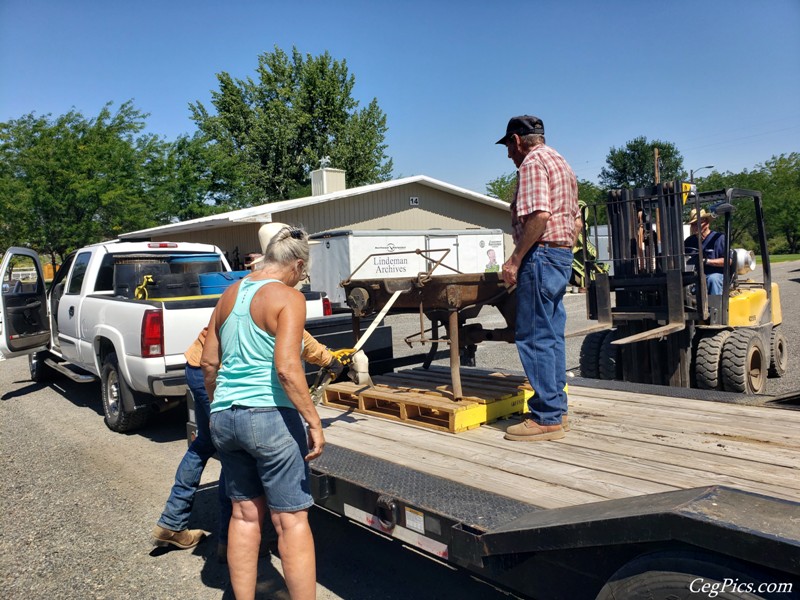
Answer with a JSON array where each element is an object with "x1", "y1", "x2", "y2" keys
[
  {"x1": 707, "y1": 272, "x2": 724, "y2": 295},
  {"x1": 515, "y1": 246, "x2": 572, "y2": 425},
  {"x1": 158, "y1": 365, "x2": 232, "y2": 542},
  {"x1": 210, "y1": 406, "x2": 313, "y2": 512}
]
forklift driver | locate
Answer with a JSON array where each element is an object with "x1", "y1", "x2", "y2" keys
[{"x1": 684, "y1": 208, "x2": 726, "y2": 295}]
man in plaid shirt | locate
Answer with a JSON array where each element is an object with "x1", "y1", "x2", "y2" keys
[{"x1": 496, "y1": 115, "x2": 579, "y2": 441}]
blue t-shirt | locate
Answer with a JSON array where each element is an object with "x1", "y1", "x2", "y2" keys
[{"x1": 685, "y1": 231, "x2": 726, "y2": 275}]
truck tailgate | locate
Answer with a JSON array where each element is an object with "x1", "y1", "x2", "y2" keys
[{"x1": 160, "y1": 298, "x2": 218, "y2": 359}]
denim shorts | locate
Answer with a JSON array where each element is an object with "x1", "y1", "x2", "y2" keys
[{"x1": 210, "y1": 406, "x2": 313, "y2": 512}]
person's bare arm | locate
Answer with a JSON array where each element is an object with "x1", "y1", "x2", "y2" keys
[
  {"x1": 502, "y1": 211, "x2": 550, "y2": 285},
  {"x1": 273, "y1": 289, "x2": 325, "y2": 460},
  {"x1": 573, "y1": 211, "x2": 583, "y2": 247}
]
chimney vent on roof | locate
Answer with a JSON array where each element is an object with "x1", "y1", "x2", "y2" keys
[{"x1": 311, "y1": 167, "x2": 346, "y2": 196}]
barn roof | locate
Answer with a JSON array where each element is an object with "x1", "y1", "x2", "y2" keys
[{"x1": 119, "y1": 175, "x2": 509, "y2": 239}]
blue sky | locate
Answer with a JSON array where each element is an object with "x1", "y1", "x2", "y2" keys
[{"x1": 1, "y1": 0, "x2": 798, "y2": 194}]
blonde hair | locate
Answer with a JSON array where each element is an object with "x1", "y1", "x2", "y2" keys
[{"x1": 263, "y1": 226, "x2": 310, "y2": 267}]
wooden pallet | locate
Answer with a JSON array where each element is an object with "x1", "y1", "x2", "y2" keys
[{"x1": 322, "y1": 367, "x2": 527, "y2": 433}]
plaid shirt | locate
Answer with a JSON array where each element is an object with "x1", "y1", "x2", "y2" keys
[{"x1": 511, "y1": 144, "x2": 579, "y2": 245}]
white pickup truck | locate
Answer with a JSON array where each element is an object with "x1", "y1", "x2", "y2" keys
[{"x1": 0, "y1": 241, "x2": 330, "y2": 433}]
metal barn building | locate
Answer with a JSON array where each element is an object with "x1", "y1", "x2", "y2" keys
[{"x1": 120, "y1": 169, "x2": 512, "y2": 269}]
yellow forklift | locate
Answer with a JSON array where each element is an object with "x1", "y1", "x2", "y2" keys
[{"x1": 578, "y1": 181, "x2": 787, "y2": 394}]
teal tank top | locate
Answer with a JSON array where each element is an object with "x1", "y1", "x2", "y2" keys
[{"x1": 210, "y1": 278, "x2": 295, "y2": 413}]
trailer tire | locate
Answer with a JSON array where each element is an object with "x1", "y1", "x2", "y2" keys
[
  {"x1": 598, "y1": 330, "x2": 618, "y2": 380},
  {"x1": 596, "y1": 550, "x2": 776, "y2": 600},
  {"x1": 693, "y1": 330, "x2": 730, "y2": 390},
  {"x1": 101, "y1": 352, "x2": 150, "y2": 433},
  {"x1": 768, "y1": 326, "x2": 788, "y2": 378},
  {"x1": 579, "y1": 331, "x2": 606, "y2": 379},
  {"x1": 721, "y1": 329, "x2": 767, "y2": 394},
  {"x1": 29, "y1": 350, "x2": 53, "y2": 383}
]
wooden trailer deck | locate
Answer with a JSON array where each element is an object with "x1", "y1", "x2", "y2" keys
[{"x1": 318, "y1": 372, "x2": 800, "y2": 511}]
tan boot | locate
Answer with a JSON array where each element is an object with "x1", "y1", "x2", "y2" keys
[
  {"x1": 562, "y1": 413, "x2": 570, "y2": 432},
  {"x1": 505, "y1": 417, "x2": 565, "y2": 441},
  {"x1": 152, "y1": 525, "x2": 206, "y2": 549}
]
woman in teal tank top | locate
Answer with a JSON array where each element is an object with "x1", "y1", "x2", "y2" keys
[{"x1": 202, "y1": 224, "x2": 323, "y2": 600}]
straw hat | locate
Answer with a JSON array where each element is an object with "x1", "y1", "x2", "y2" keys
[
  {"x1": 687, "y1": 208, "x2": 713, "y2": 224},
  {"x1": 248, "y1": 222, "x2": 289, "y2": 266},
  {"x1": 249, "y1": 222, "x2": 316, "y2": 267}
]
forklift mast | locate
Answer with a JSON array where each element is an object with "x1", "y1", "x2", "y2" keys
[{"x1": 581, "y1": 181, "x2": 692, "y2": 386}]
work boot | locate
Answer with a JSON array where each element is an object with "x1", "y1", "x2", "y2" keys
[
  {"x1": 152, "y1": 525, "x2": 206, "y2": 549},
  {"x1": 504, "y1": 416, "x2": 565, "y2": 441}
]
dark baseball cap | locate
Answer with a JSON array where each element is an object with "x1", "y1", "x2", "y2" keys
[{"x1": 496, "y1": 115, "x2": 545, "y2": 144}]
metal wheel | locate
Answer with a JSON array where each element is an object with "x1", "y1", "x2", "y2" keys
[
  {"x1": 769, "y1": 326, "x2": 788, "y2": 378},
  {"x1": 721, "y1": 329, "x2": 767, "y2": 394},
  {"x1": 579, "y1": 331, "x2": 607, "y2": 379},
  {"x1": 101, "y1": 352, "x2": 149, "y2": 432},
  {"x1": 693, "y1": 330, "x2": 731, "y2": 390}
]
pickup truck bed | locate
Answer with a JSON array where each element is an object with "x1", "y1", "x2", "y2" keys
[{"x1": 309, "y1": 371, "x2": 800, "y2": 598}]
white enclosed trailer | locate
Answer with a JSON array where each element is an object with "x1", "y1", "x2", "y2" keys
[{"x1": 309, "y1": 229, "x2": 505, "y2": 309}]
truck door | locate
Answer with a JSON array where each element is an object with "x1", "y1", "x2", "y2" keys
[
  {"x1": 0, "y1": 248, "x2": 50, "y2": 359},
  {"x1": 57, "y1": 251, "x2": 91, "y2": 363},
  {"x1": 426, "y1": 235, "x2": 459, "y2": 275}
]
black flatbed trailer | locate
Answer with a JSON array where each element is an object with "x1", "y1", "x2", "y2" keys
[{"x1": 307, "y1": 371, "x2": 800, "y2": 600}]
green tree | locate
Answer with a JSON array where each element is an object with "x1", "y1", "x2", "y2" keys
[
  {"x1": 0, "y1": 101, "x2": 172, "y2": 263},
  {"x1": 760, "y1": 153, "x2": 800, "y2": 253},
  {"x1": 693, "y1": 156, "x2": 800, "y2": 253},
  {"x1": 599, "y1": 136, "x2": 684, "y2": 189},
  {"x1": 577, "y1": 179, "x2": 606, "y2": 226},
  {"x1": 189, "y1": 46, "x2": 393, "y2": 208},
  {"x1": 700, "y1": 168, "x2": 766, "y2": 248},
  {"x1": 163, "y1": 132, "x2": 232, "y2": 221},
  {"x1": 485, "y1": 172, "x2": 515, "y2": 203}
]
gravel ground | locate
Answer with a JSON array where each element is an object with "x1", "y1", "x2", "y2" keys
[{"x1": 1, "y1": 260, "x2": 798, "y2": 600}]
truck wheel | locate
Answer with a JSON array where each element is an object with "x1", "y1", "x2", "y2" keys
[
  {"x1": 29, "y1": 351, "x2": 53, "y2": 383},
  {"x1": 101, "y1": 352, "x2": 150, "y2": 432},
  {"x1": 596, "y1": 550, "x2": 775, "y2": 600},
  {"x1": 768, "y1": 326, "x2": 788, "y2": 378},
  {"x1": 693, "y1": 330, "x2": 731, "y2": 390},
  {"x1": 598, "y1": 330, "x2": 618, "y2": 380},
  {"x1": 721, "y1": 329, "x2": 767, "y2": 394},
  {"x1": 579, "y1": 331, "x2": 606, "y2": 379}
]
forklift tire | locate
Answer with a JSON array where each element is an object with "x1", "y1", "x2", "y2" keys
[
  {"x1": 721, "y1": 329, "x2": 767, "y2": 394},
  {"x1": 595, "y1": 550, "x2": 776, "y2": 600},
  {"x1": 598, "y1": 330, "x2": 618, "y2": 380},
  {"x1": 768, "y1": 326, "x2": 788, "y2": 378},
  {"x1": 579, "y1": 331, "x2": 607, "y2": 379},
  {"x1": 101, "y1": 352, "x2": 150, "y2": 433},
  {"x1": 694, "y1": 330, "x2": 731, "y2": 390}
]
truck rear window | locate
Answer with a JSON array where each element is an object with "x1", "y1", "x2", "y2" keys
[{"x1": 111, "y1": 253, "x2": 226, "y2": 299}]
